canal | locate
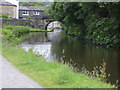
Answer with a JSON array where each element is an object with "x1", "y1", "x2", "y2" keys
[{"x1": 21, "y1": 29, "x2": 119, "y2": 85}]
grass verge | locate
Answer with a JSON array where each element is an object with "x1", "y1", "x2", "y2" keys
[{"x1": 2, "y1": 44, "x2": 115, "y2": 88}]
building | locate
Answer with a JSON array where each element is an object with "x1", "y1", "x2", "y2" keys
[
  {"x1": 19, "y1": 6, "x2": 44, "y2": 20},
  {"x1": 0, "y1": 0, "x2": 17, "y2": 18},
  {"x1": 5, "y1": 0, "x2": 19, "y2": 19}
]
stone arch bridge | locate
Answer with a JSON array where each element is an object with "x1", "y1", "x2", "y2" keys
[
  {"x1": 1, "y1": 16, "x2": 61, "y2": 30},
  {"x1": 42, "y1": 15, "x2": 61, "y2": 30}
]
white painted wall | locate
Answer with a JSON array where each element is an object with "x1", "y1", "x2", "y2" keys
[{"x1": 5, "y1": 0, "x2": 19, "y2": 19}]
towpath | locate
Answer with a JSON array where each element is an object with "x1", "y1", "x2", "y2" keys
[{"x1": 1, "y1": 56, "x2": 43, "y2": 88}]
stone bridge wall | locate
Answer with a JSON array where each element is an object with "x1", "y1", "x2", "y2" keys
[{"x1": 1, "y1": 18, "x2": 47, "y2": 29}]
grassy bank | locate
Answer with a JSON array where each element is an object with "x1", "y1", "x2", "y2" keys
[
  {"x1": 2, "y1": 25, "x2": 115, "y2": 88},
  {"x1": 2, "y1": 44, "x2": 115, "y2": 88},
  {"x1": 2, "y1": 25, "x2": 50, "y2": 33},
  {"x1": 2, "y1": 25, "x2": 51, "y2": 44}
]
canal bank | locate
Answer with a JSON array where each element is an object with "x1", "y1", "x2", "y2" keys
[
  {"x1": 2, "y1": 25, "x2": 116, "y2": 88},
  {"x1": 21, "y1": 31, "x2": 119, "y2": 86},
  {"x1": 2, "y1": 43, "x2": 115, "y2": 88}
]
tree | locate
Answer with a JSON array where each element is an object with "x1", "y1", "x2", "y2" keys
[{"x1": 49, "y1": 2, "x2": 120, "y2": 47}]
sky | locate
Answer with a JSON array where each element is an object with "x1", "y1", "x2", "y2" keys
[{"x1": 5, "y1": 0, "x2": 19, "y2": 5}]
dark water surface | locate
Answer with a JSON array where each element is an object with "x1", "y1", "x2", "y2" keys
[{"x1": 21, "y1": 30, "x2": 119, "y2": 85}]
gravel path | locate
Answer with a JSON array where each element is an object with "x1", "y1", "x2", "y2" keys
[{"x1": 1, "y1": 56, "x2": 43, "y2": 88}]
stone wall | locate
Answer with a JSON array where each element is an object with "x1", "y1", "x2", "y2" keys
[{"x1": 1, "y1": 18, "x2": 45, "y2": 29}]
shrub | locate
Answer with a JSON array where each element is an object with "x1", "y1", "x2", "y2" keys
[
  {"x1": 85, "y1": 18, "x2": 120, "y2": 47},
  {"x1": 2, "y1": 25, "x2": 31, "y2": 44},
  {"x1": 3, "y1": 25, "x2": 30, "y2": 35},
  {"x1": 27, "y1": 16, "x2": 31, "y2": 20},
  {"x1": 0, "y1": 14, "x2": 9, "y2": 18}
]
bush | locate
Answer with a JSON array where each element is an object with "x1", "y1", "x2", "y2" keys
[
  {"x1": 0, "y1": 14, "x2": 9, "y2": 18},
  {"x1": 2, "y1": 25, "x2": 31, "y2": 44},
  {"x1": 49, "y1": 2, "x2": 120, "y2": 47},
  {"x1": 3, "y1": 25, "x2": 30, "y2": 35},
  {"x1": 27, "y1": 16, "x2": 31, "y2": 20},
  {"x1": 85, "y1": 18, "x2": 120, "y2": 47}
]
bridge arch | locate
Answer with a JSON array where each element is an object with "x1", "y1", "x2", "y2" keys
[
  {"x1": 44, "y1": 20, "x2": 54, "y2": 30},
  {"x1": 45, "y1": 20, "x2": 61, "y2": 31}
]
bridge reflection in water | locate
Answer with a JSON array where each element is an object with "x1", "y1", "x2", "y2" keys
[
  {"x1": 21, "y1": 29, "x2": 62, "y2": 61},
  {"x1": 47, "y1": 21, "x2": 62, "y2": 31}
]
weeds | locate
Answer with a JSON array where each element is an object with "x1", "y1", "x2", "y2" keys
[
  {"x1": 81, "y1": 61, "x2": 110, "y2": 82},
  {"x1": 60, "y1": 49, "x2": 110, "y2": 83}
]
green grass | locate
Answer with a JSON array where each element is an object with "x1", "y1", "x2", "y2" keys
[
  {"x1": 0, "y1": 14, "x2": 11, "y2": 18},
  {"x1": 2, "y1": 43, "x2": 115, "y2": 88},
  {"x1": 29, "y1": 28, "x2": 51, "y2": 32},
  {"x1": 2, "y1": 25, "x2": 46, "y2": 32},
  {"x1": 2, "y1": 25, "x2": 52, "y2": 44},
  {"x1": 2, "y1": 25, "x2": 53, "y2": 32}
]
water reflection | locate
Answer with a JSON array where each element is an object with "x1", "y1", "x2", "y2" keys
[
  {"x1": 21, "y1": 30, "x2": 119, "y2": 85},
  {"x1": 21, "y1": 29, "x2": 62, "y2": 61}
]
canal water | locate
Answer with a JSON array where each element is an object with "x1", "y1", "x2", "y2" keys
[{"x1": 21, "y1": 29, "x2": 119, "y2": 85}]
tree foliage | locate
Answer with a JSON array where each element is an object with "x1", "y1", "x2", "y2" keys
[
  {"x1": 20, "y1": 2, "x2": 44, "y2": 7},
  {"x1": 49, "y1": 2, "x2": 120, "y2": 47}
]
